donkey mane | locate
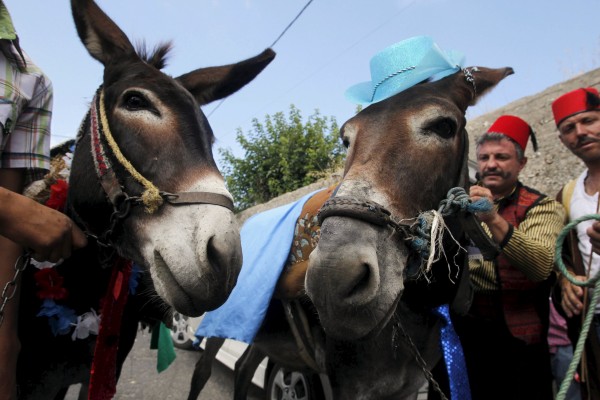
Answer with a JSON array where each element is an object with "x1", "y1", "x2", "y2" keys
[{"x1": 134, "y1": 40, "x2": 173, "y2": 70}]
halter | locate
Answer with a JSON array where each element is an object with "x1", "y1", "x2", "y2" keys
[
  {"x1": 80, "y1": 88, "x2": 234, "y2": 246},
  {"x1": 318, "y1": 187, "x2": 490, "y2": 264}
]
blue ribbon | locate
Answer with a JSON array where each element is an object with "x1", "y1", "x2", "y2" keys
[{"x1": 433, "y1": 304, "x2": 471, "y2": 400}]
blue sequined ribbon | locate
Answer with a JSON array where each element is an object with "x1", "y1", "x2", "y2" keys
[{"x1": 433, "y1": 304, "x2": 471, "y2": 400}]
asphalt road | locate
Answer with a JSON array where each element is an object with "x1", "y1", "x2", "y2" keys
[
  {"x1": 62, "y1": 328, "x2": 432, "y2": 400},
  {"x1": 64, "y1": 329, "x2": 265, "y2": 400}
]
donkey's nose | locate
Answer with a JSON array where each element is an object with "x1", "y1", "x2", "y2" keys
[
  {"x1": 334, "y1": 251, "x2": 380, "y2": 306},
  {"x1": 205, "y1": 232, "x2": 242, "y2": 290},
  {"x1": 308, "y1": 245, "x2": 380, "y2": 309},
  {"x1": 206, "y1": 236, "x2": 224, "y2": 275}
]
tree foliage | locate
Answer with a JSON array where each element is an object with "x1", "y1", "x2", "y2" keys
[{"x1": 219, "y1": 105, "x2": 345, "y2": 211}]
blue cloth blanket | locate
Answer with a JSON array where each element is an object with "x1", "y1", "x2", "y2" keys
[{"x1": 195, "y1": 190, "x2": 320, "y2": 344}]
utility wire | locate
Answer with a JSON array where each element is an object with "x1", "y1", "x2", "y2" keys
[
  {"x1": 207, "y1": 0, "x2": 314, "y2": 118},
  {"x1": 206, "y1": 96, "x2": 225, "y2": 118},
  {"x1": 269, "y1": 0, "x2": 313, "y2": 48},
  {"x1": 254, "y1": 0, "x2": 417, "y2": 117},
  {"x1": 212, "y1": 0, "x2": 416, "y2": 128}
]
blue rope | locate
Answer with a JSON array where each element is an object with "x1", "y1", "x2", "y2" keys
[
  {"x1": 467, "y1": 198, "x2": 493, "y2": 213},
  {"x1": 411, "y1": 187, "x2": 492, "y2": 259},
  {"x1": 438, "y1": 187, "x2": 492, "y2": 215},
  {"x1": 410, "y1": 236, "x2": 430, "y2": 256},
  {"x1": 410, "y1": 218, "x2": 432, "y2": 256}
]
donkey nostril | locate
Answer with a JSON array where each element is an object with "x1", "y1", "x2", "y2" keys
[
  {"x1": 206, "y1": 236, "x2": 224, "y2": 275},
  {"x1": 345, "y1": 262, "x2": 373, "y2": 300}
]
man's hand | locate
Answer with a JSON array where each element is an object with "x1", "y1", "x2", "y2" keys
[
  {"x1": 470, "y1": 185, "x2": 497, "y2": 223},
  {"x1": 559, "y1": 274, "x2": 586, "y2": 318},
  {"x1": 0, "y1": 188, "x2": 87, "y2": 262},
  {"x1": 587, "y1": 220, "x2": 600, "y2": 255},
  {"x1": 469, "y1": 185, "x2": 511, "y2": 244}
]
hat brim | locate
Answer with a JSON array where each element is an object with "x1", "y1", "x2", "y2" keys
[
  {"x1": 345, "y1": 66, "x2": 461, "y2": 106},
  {"x1": 344, "y1": 81, "x2": 378, "y2": 106}
]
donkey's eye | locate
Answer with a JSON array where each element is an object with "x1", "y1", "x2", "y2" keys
[
  {"x1": 427, "y1": 118, "x2": 456, "y2": 139},
  {"x1": 123, "y1": 92, "x2": 150, "y2": 111},
  {"x1": 339, "y1": 122, "x2": 357, "y2": 148}
]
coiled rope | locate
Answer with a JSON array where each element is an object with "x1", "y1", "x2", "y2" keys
[{"x1": 555, "y1": 213, "x2": 600, "y2": 400}]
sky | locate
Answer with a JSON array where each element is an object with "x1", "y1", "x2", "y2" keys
[{"x1": 5, "y1": 0, "x2": 600, "y2": 163}]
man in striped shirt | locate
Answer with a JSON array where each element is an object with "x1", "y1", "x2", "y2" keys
[
  {"x1": 0, "y1": 3, "x2": 86, "y2": 399},
  {"x1": 432, "y1": 115, "x2": 565, "y2": 400}
]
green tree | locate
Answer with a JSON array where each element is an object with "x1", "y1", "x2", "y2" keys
[{"x1": 219, "y1": 105, "x2": 345, "y2": 211}]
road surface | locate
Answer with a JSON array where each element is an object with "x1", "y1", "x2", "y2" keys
[{"x1": 64, "y1": 328, "x2": 264, "y2": 400}]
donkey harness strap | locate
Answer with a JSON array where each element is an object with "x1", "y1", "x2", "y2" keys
[{"x1": 162, "y1": 191, "x2": 233, "y2": 210}]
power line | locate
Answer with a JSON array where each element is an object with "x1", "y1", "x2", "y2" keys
[
  {"x1": 207, "y1": 98, "x2": 225, "y2": 118},
  {"x1": 269, "y1": 0, "x2": 314, "y2": 48},
  {"x1": 207, "y1": 0, "x2": 314, "y2": 118},
  {"x1": 211, "y1": 0, "x2": 417, "y2": 129},
  {"x1": 254, "y1": 0, "x2": 418, "y2": 116}
]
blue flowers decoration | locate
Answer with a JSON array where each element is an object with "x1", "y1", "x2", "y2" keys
[{"x1": 37, "y1": 299, "x2": 78, "y2": 336}]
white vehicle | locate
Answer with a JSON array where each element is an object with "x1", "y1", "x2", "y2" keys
[{"x1": 171, "y1": 312, "x2": 332, "y2": 400}]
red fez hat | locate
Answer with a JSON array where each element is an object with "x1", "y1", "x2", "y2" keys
[
  {"x1": 552, "y1": 87, "x2": 600, "y2": 126},
  {"x1": 487, "y1": 115, "x2": 537, "y2": 152}
]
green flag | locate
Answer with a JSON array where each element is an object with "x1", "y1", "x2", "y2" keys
[{"x1": 150, "y1": 322, "x2": 177, "y2": 372}]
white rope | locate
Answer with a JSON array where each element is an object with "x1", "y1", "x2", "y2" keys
[{"x1": 419, "y1": 209, "x2": 465, "y2": 284}]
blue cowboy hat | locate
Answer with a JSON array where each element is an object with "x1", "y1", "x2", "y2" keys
[{"x1": 345, "y1": 36, "x2": 465, "y2": 105}]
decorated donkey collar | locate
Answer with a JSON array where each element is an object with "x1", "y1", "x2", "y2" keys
[{"x1": 24, "y1": 144, "x2": 142, "y2": 340}]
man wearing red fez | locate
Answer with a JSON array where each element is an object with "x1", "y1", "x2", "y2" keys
[
  {"x1": 554, "y1": 86, "x2": 600, "y2": 400},
  {"x1": 433, "y1": 115, "x2": 565, "y2": 400}
]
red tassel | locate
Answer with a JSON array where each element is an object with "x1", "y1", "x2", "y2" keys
[
  {"x1": 88, "y1": 258, "x2": 132, "y2": 400},
  {"x1": 113, "y1": 271, "x2": 123, "y2": 301}
]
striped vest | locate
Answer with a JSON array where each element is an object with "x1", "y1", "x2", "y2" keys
[{"x1": 496, "y1": 184, "x2": 549, "y2": 344}]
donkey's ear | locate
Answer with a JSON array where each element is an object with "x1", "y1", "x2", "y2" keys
[
  {"x1": 441, "y1": 66, "x2": 514, "y2": 112},
  {"x1": 177, "y1": 49, "x2": 276, "y2": 106},
  {"x1": 468, "y1": 66, "x2": 514, "y2": 105},
  {"x1": 71, "y1": 0, "x2": 136, "y2": 65}
]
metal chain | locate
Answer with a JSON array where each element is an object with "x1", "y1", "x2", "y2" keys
[
  {"x1": 393, "y1": 318, "x2": 449, "y2": 400},
  {"x1": 0, "y1": 253, "x2": 31, "y2": 328},
  {"x1": 462, "y1": 66, "x2": 479, "y2": 96}
]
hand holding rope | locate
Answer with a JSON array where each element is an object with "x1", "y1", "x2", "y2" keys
[{"x1": 410, "y1": 187, "x2": 492, "y2": 261}]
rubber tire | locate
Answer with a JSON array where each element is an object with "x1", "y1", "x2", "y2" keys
[
  {"x1": 266, "y1": 363, "x2": 325, "y2": 400},
  {"x1": 170, "y1": 312, "x2": 194, "y2": 350}
]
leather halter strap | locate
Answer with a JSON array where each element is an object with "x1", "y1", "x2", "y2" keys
[
  {"x1": 161, "y1": 191, "x2": 233, "y2": 210},
  {"x1": 318, "y1": 196, "x2": 412, "y2": 236}
]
